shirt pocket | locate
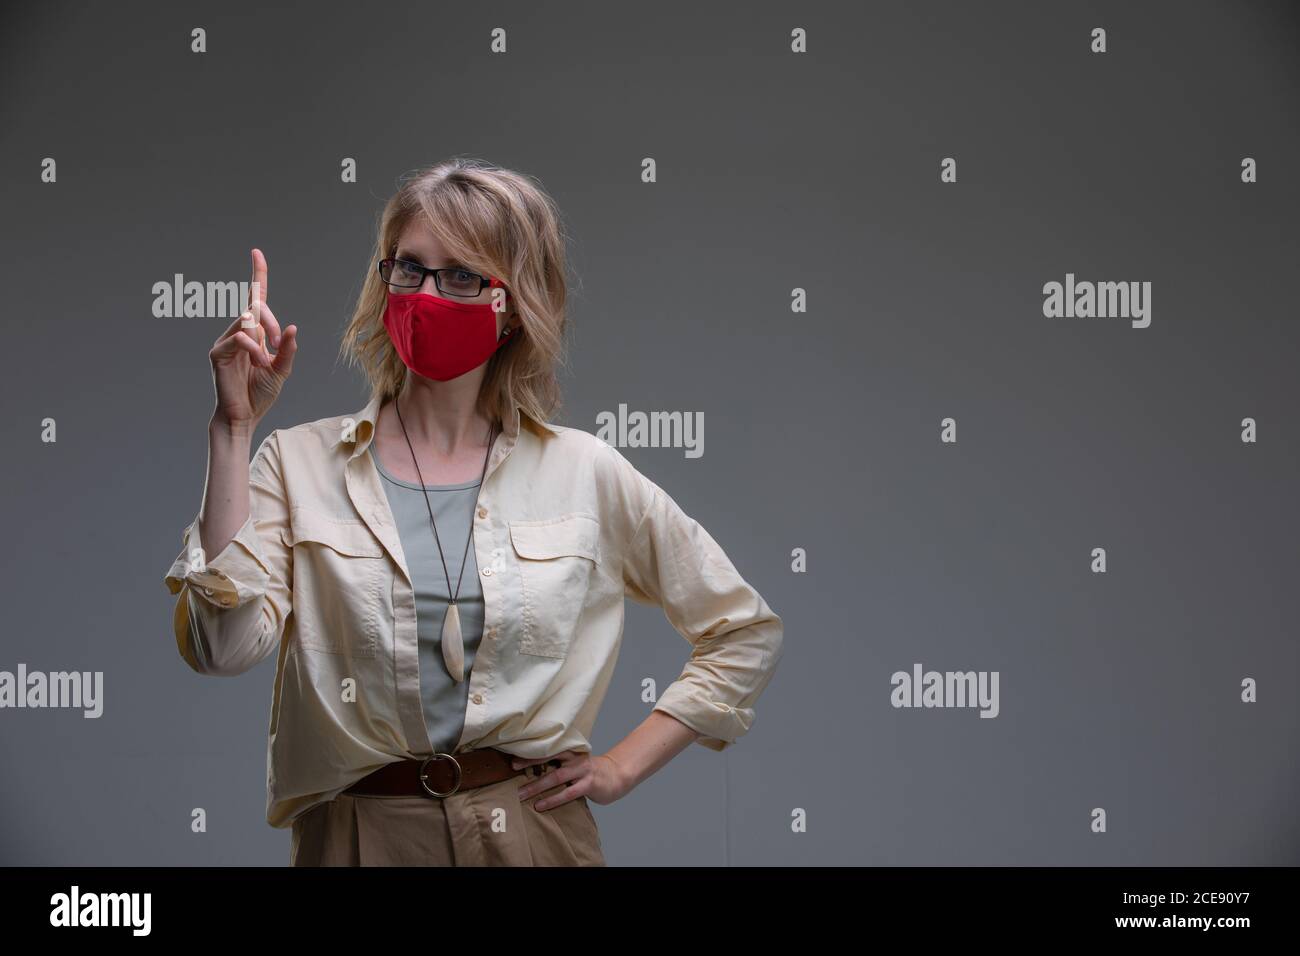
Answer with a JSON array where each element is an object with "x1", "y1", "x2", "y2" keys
[
  {"x1": 285, "y1": 506, "x2": 385, "y2": 658},
  {"x1": 508, "y1": 512, "x2": 601, "y2": 659}
]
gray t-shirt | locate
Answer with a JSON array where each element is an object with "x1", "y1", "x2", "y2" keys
[{"x1": 369, "y1": 444, "x2": 485, "y2": 756}]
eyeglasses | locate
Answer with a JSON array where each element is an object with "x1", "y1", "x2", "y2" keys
[{"x1": 377, "y1": 258, "x2": 495, "y2": 297}]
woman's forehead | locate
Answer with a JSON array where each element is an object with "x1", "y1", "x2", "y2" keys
[{"x1": 397, "y1": 219, "x2": 442, "y2": 250}]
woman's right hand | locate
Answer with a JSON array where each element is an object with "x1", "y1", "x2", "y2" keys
[{"x1": 210, "y1": 248, "x2": 298, "y2": 430}]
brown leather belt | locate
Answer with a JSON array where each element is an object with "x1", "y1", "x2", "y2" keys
[{"x1": 343, "y1": 748, "x2": 560, "y2": 799}]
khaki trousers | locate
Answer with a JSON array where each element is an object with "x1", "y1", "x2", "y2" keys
[{"x1": 289, "y1": 762, "x2": 606, "y2": 866}]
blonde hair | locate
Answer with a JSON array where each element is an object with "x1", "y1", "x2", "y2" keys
[{"x1": 338, "y1": 157, "x2": 571, "y2": 431}]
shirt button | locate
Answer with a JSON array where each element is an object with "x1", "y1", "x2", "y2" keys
[
  {"x1": 477, "y1": 506, "x2": 488, "y2": 518},
  {"x1": 481, "y1": 567, "x2": 492, "y2": 576},
  {"x1": 472, "y1": 693, "x2": 483, "y2": 705}
]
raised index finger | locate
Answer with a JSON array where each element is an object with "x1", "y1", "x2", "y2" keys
[
  {"x1": 249, "y1": 247, "x2": 268, "y2": 308},
  {"x1": 242, "y1": 248, "x2": 269, "y2": 351}
]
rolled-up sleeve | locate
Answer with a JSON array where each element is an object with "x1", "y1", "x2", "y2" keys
[
  {"x1": 598, "y1": 442, "x2": 784, "y2": 751},
  {"x1": 163, "y1": 430, "x2": 292, "y2": 677}
]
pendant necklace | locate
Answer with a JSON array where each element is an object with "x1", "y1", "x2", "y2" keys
[{"x1": 394, "y1": 397, "x2": 496, "y2": 684}]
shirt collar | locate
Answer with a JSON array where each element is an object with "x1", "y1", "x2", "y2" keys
[{"x1": 343, "y1": 392, "x2": 559, "y2": 461}]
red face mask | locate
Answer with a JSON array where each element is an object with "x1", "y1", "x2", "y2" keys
[{"x1": 381, "y1": 278, "x2": 517, "y2": 381}]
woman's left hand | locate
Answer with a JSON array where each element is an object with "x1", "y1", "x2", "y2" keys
[{"x1": 512, "y1": 750, "x2": 628, "y2": 810}]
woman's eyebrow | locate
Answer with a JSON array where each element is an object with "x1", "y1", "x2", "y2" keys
[{"x1": 396, "y1": 249, "x2": 464, "y2": 268}]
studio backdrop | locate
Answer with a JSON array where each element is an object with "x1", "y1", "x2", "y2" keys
[{"x1": 0, "y1": 0, "x2": 1297, "y2": 865}]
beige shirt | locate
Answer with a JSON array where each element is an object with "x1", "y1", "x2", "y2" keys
[{"x1": 163, "y1": 392, "x2": 784, "y2": 828}]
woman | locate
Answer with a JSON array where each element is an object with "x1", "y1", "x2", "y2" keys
[{"x1": 163, "y1": 158, "x2": 784, "y2": 866}]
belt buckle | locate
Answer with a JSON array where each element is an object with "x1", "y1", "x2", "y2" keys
[{"x1": 418, "y1": 753, "x2": 462, "y2": 798}]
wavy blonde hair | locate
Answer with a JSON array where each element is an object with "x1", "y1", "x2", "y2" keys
[{"x1": 338, "y1": 157, "x2": 570, "y2": 432}]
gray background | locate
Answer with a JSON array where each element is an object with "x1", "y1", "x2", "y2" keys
[{"x1": 0, "y1": 0, "x2": 1297, "y2": 865}]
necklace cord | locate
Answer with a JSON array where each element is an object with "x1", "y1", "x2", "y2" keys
[{"x1": 393, "y1": 394, "x2": 496, "y2": 605}]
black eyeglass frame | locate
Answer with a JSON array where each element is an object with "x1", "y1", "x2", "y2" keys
[{"x1": 377, "y1": 257, "x2": 498, "y2": 298}]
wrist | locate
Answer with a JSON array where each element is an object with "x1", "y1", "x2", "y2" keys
[
  {"x1": 209, "y1": 413, "x2": 256, "y2": 444},
  {"x1": 599, "y1": 752, "x2": 635, "y2": 795}
]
